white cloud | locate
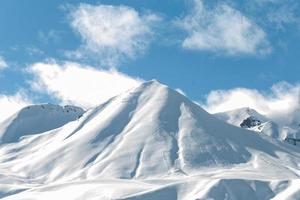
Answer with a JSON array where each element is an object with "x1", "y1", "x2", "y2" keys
[
  {"x1": 0, "y1": 56, "x2": 8, "y2": 70},
  {"x1": 202, "y1": 82, "x2": 300, "y2": 125},
  {"x1": 28, "y1": 61, "x2": 142, "y2": 109},
  {"x1": 176, "y1": 0, "x2": 271, "y2": 55},
  {"x1": 68, "y1": 3, "x2": 161, "y2": 68},
  {"x1": 0, "y1": 92, "x2": 31, "y2": 122}
]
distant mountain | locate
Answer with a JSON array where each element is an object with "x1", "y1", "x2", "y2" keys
[
  {"x1": 214, "y1": 107, "x2": 268, "y2": 127},
  {"x1": 0, "y1": 104, "x2": 84, "y2": 143},
  {"x1": 1, "y1": 81, "x2": 300, "y2": 200},
  {"x1": 214, "y1": 107, "x2": 285, "y2": 140},
  {"x1": 214, "y1": 107, "x2": 300, "y2": 144}
]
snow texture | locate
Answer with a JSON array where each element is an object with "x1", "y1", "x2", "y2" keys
[{"x1": 1, "y1": 80, "x2": 300, "y2": 200}]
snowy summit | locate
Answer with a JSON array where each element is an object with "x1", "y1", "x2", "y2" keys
[{"x1": 1, "y1": 80, "x2": 300, "y2": 199}]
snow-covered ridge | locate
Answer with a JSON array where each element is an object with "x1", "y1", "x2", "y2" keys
[
  {"x1": 0, "y1": 103, "x2": 84, "y2": 143},
  {"x1": 214, "y1": 107, "x2": 268, "y2": 127},
  {"x1": 214, "y1": 107, "x2": 300, "y2": 141},
  {"x1": 1, "y1": 80, "x2": 300, "y2": 199}
]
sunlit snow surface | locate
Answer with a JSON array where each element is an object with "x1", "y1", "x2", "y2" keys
[{"x1": 1, "y1": 80, "x2": 300, "y2": 200}]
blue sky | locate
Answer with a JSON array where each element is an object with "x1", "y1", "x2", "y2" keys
[{"x1": 0, "y1": 0, "x2": 300, "y2": 121}]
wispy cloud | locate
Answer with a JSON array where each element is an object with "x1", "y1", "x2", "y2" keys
[
  {"x1": 266, "y1": 3, "x2": 299, "y2": 31},
  {"x1": 38, "y1": 30, "x2": 63, "y2": 45},
  {"x1": 67, "y1": 3, "x2": 161, "y2": 68},
  {"x1": 201, "y1": 82, "x2": 300, "y2": 126},
  {"x1": 28, "y1": 60, "x2": 142, "y2": 108},
  {"x1": 0, "y1": 56, "x2": 8, "y2": 70},
  {"x1": 176, "y1": 0, "x2": 271, "y2": 55},
  {"x1": 26, "y1": 46, "x2": 44, "y2": 56},
  {"x1": 239, "y1": 0, "x2": 300, "y2": 32}
]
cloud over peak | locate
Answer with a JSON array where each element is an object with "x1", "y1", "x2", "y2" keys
[
  {"x1": 28, "y1": 61, "x2": 142, "y2": 109},
  {"x1": 202, "y1": 81, "x2": 300, "y2": 126},
  {"x1": 68, "y1": 3, "x2": 161, "y2": 68},
  {"x1": 176, "y1": 0, "x2": 271, "y2": 55}
]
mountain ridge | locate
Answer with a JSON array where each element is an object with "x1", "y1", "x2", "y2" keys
[
  {"x1": 1, "y1": 80, "x2": 300, "y2": 199},
  {"x1": 214, "y1": 107, "x2": 300, "y2": 141},
  {"x1": 0, "y1": 103, "x2": 84, "y2": 143}
]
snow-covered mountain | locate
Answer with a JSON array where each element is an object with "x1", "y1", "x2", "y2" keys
[
  {"x1": 0, "y1": 104, "x2": 84, "y2": 143},
  {"x1": 214, "y1": 107, "x2": 284, "y2": 140},
  {"x1": 1, "y1": 80, "x2": 300, "y2": 200},
  {"x1": 214, "y1": 107, "x2": 268, "y2": 127},
  {"x1": 214, "y1": 107, "x2": 300, "y2": 143}
]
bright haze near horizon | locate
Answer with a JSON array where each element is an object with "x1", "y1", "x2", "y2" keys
[{"x1": 0, "y1": 0, "x2": 299, "y2": 123}]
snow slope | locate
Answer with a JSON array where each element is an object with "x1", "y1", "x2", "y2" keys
[
  {"x1": 0, "y1": 104, "x2": 84, "y2": 143},
  {"x1": 1, "y1": 80, "x2": 300, "y2": 200}
]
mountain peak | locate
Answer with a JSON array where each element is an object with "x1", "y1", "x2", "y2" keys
[
  {"x1": 135, "y1": 79, "x2": 185, "y2": 97},
  {"x1": 138, "y1": 79, "x2": 167, "y2": 89},
  {"x1": 214, "y1": 107, "x2": 268, "y2": 127},
  {"x1": 1, "y1": 80, "x2": 296, "y2": 179},
  {"x1": 226, "y1": 107, "x2": 256, "y2": 114},
  {"x1": 19, "y1": 103, "x2": 84, "y2": 114},
  {"x1": 0, "y1": 104, "x2": 84, "y2": 143},
  {"x1": 146, "y1": 78, "x2": 161, "y2": 84},
  {"x1": 1, "y1": 82, "x2": 300, "y2": 199}
]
